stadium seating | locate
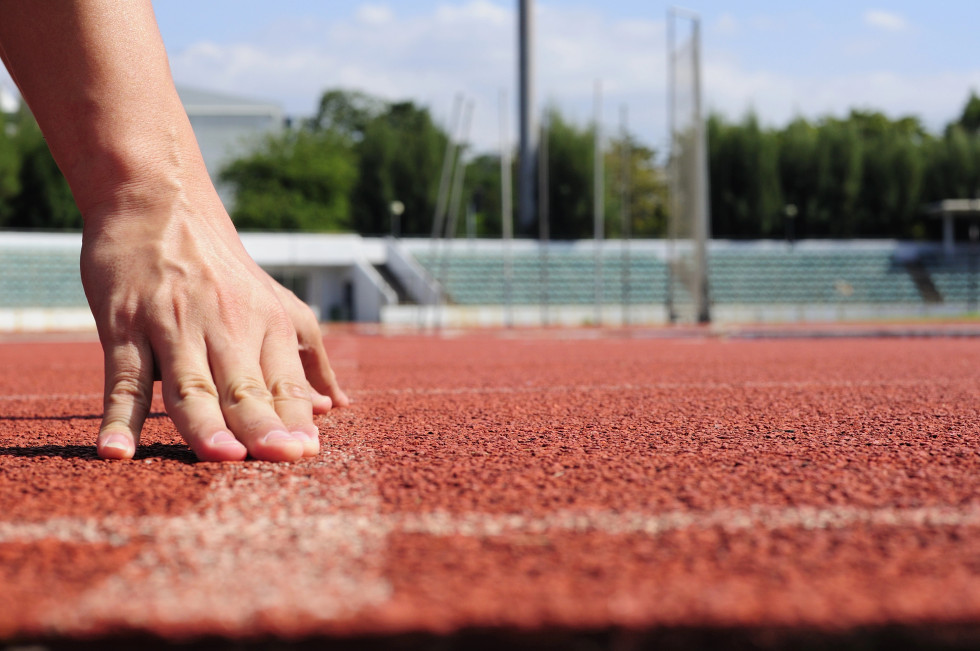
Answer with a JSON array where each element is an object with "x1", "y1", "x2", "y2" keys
[
  {"x1": 411, "y1": 243, "x2": 924, "y2": 308},
  {"x1": 0, "y1": 247, "x2": 87, "y2": 308},
  {"x1": 707, "y1": 248, "x2": 921, "y2": 304},
  {"x1": 920, "y1": 251, "x2": 980, "y2": 305},
  {"x1": 412, "y1": 248, "x2": 670, "y2": 305}
]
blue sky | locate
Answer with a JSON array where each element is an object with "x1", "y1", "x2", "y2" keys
[{"x1": 5, "y1": 1, "x2": 980, "y2": 154}]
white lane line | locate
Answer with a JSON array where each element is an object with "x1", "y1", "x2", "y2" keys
[
  {"x1": 0, "y1": 392, "x2": 103, "y2": 402},
  {"x1": 4, "y1": 503, "x2": 979, "y2": 548},
  {"x1": 352, "y1": 377, "x2": 952, "y2": 397},
  {"x1": 0, "y1": 377, "x2": 959, "y2": 404},
  {"x1": 392, "y1": 503, "x2": 980, "y2": 537},
  {"x1": 33, "y1": 445, "x2": 392, "y2": 634}
]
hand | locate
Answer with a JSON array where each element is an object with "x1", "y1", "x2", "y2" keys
[{"x1": 80, "y1": 194, "x2": 348, "y2": 462}]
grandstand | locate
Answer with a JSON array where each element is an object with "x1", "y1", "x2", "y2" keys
[{"x1": 3, "y1": 232, "x2": 980, "y2": 332}]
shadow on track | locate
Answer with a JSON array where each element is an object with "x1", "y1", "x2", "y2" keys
[
  {"x1": 0, "y1": 441, "x2": 197, "y2": 463},
  {"x1": 0, "y1": 412, "x2": 169, "y2": 422}
]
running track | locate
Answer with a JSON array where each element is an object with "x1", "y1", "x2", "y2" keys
[{"x1": 1, "y1": 328, "x2": 979, "y2": 649}]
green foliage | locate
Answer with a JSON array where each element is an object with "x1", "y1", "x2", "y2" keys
[
  {"x1": 7, "y1": 85, "x2": 980, "y2": 242},
  {"x1": 308, "y1": 89, "x2": 385, "y2": 141},
  {"x1": 350, "y1": 101, "x2": 447, "y2": 236},
  {"x1": 709, "y1": 112, "x2": 782, "y2": 238},
  {"x1": 0, "y1": 111, "x2": 21, "y2": 225},
  {"x1": 462, "y1": 154, "x2": 504, "y2": 237},
  {"x1": 605, "y1": 135, "x2": 667, "y2": 238},
  {"x1": 542, "y1": 108, "x2": 595, "y2": 239},
  {"x1": 958, "y1": 91, "x2": 980, "y2": 134},
  {"x1": 6, "y1": 107, "x2": 81, "y2": 230},
  {"x1": 221, "y1": 129, "x2": 356, "y2": 231},
  {"x1": 706, "y1": 94, "x2": 980, "y2": 240}
]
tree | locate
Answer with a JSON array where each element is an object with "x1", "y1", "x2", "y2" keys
[
  {"x1": 7, "y1": 106, "x2": 80, "y2": 230},
  {"x1": 776, "y1": 117, "x2": 819, "y2": 239},
  {"x1": 461, "y1": 153, "x2": 504, "y2": 237},
  {"x1": 542, "y1": 108, "x2": 595, "y2": 239},
  {"x1": 708, "y1": 112, "x2": 782, "y2": 238},
  {"x1": 605, "y1": 135, "x2": 668, "y2": 238},
  {"x1": 0, "y1": 110, "x2": 21, "y2": 226},
  {"x1": 350, "y1": 101, "x2": 447, "y2": 236},
  {"x1": 307, "y1": 88, "x2": 385, "y2": 141},
  {"x1": 220, "y1": 128, "x2": 356, "y2": 231},
  {"x1": 849, "y1": 111, "x2": 926, "y2": 237},
  {"x1": 958, "y1": 91, "x2": 980, "y2": 134}
]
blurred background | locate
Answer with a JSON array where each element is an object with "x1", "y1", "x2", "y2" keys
[{"x1": 2, "y1": 1, "x2": 980, "y2": 328}]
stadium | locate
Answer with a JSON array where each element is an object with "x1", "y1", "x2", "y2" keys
[{"x1": 1, "y1": 3, "x2": 980, "y2": 651}]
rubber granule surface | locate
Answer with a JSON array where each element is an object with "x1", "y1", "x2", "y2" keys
[{"x1": 1, "y1": 331, "x2": 979, "y2": 649}]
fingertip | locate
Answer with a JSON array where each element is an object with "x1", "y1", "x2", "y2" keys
[
  {"x1": 294, "y1": 424, "x2": 320, "y2": 457},
  {"x1": 192, "y1": 431, "x2": 249, "y2": 462},
  {"x1": 97, "y1": 430, "x2": 136, "y2": 460},
  {"x1": 249, "y1": 430, "x2": 306, "y2": 462},
  {"x1": 311, "y1": 389, "x2": 333, "y2": 414}
]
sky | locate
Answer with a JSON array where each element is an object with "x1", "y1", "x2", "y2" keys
[{"x1": 4, "y1": 1, "x2": 980, "y2": 155}]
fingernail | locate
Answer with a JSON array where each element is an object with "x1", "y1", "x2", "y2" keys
[
  {"x1": 102, "y1": 433, "x2": 131, "y2": 452},
  {"x1": 210, "y1": 431, "x2": 240, "y2": 446},
  {"x1": 262, "y1": 430, "x2": 296, "y2": 444},
  {"x1": 294, "y1": 426, "x2": 319, "y2": 442}
]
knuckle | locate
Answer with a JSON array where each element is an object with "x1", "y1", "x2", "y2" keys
[
  {"x1": 299, "y1": 303, "x2": 320, "y2": 330},
  {"x1": 172, "y1": 373, "x2": 220, "y2": 403},
  {"x1": 266, "y1": 309, "x2": 297, "y2": 341},
  {"x1": 226, "y1": 378, "x2": 275, "y2": 408},
  {"x1": 106, "y1": 371, "x2": 151, "y2": 410},
  {"x1": 268, "y1": 377, "x2": 312, "y2": 402}
]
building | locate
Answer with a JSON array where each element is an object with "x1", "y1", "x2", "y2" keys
[{"x1": 176, "y1": 85, "x2": 285, "y2": 209}]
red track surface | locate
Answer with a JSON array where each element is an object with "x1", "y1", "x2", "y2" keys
[{"x1": 1, "y1": 329, "x2": 980, "y2": 648}]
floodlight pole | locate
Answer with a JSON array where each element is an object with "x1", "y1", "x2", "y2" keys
[
  {"x1": 518, "y1": 0, "x2": 537, "y2": 234},
  {"x1": 500, "y1": 89, "x2": 515, "y2": 327},
  {"x1": 593, "y1": 79, "x2": 604, "y2": 327},
  {"x1": 538, "y1": 112, "x2": 550, "y2": 326},
  {"x1": 620, "y1": 104, "x2": 631, "y2": 327},
  {"x1": 432, "y1": 94, "x2": 463, "y2": 240}
]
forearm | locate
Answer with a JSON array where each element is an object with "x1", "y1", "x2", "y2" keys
[{"x1": 0, "y1": 0, "x2": 210, "y2": 219}]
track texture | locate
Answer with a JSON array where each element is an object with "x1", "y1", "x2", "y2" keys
[{"x1": 1, "y1": 330, "x2": 979, "y2": 649}]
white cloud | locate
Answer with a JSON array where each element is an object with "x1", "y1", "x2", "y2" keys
[
  {"x1": 0, "y1": 80, "x2": 20, "y2": 113},
  {"x1": 356, "y1": 4, "x2": 394, "y2": 26},
  {"x1": 714, "y1": 13, "x2": 739, "y2": 36},
  {"x1": 704, "y1": 57, "x2": 980, "y2": 133},
  {"x1": 164, "y1": 1, "x2": 974, "y2": 156},
  {"x1": 168, "y1": 2, "x2": 665, "y2": 153},
  {"x1": 863, "y1": 9, "x2": 908, "y2": 32}
]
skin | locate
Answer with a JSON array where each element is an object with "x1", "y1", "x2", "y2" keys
[{"x1": 0, "y1": 0, "x2": 349, "y2": 462}]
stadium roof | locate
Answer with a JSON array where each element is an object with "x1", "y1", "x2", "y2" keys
[
  {"x1": 175, "y1": 85, "x2": 282, "y2": 118},
  {"x1": 925, "y1": 199, "x2": 980, "y2": 216}
]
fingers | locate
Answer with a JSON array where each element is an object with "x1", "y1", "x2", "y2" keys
[
  {"x1": 311, "y1": 388, "x2": 333, "y2": 414},
  {"x1": 103, "y1": 280, "x2": 341, "y2": 463},
  {"x1": 271, "y1": 283, "x2": 350, "y2": 409},
  {"x1": 97, "y1": 340, "x2": 154, "y2": 460},
  {"x1": 293, "y1": 308, "x2": 350, "y2": 408},
  {"x1": 198, "y1": 318, "x2": 316, "y2": 461},
  {"x1": 157, "y1": 338, "x2": 249, "y2": 463},
  {"x1": 260, "y1": 325, "x2": 321, "y2": 457}
]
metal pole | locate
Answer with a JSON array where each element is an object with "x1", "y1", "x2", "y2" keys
[
  {"x1": 593, "y1": 79, "x2": 604, "y2": 327},
  {"x1": 692, "y1": 16, "x2": 711, "y2": 323},
  {"x1": 538, "y1": 112, "x2": 550, "y2": 326},
  {"x1": 666, "y1": 9, "x2": 676, "y2": 323},
  {"x1": 432, "y1": 94, "x2": 463, "y2": 240},
  {"x1": 428, "y1": 94, "x2": 464, "y2": 331},
  {"x1": 500, "y1": 89, "x2": 514, "y2": 328},
  {"x1": 620, "y1": 104, "x2": 631, "y2": 327},
  {"x1": 518, "y1": 0, "x2": 537, "y2": 233},
  {"x1": 443, "y1": 100, "x2": 474, "y2": 246}
]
